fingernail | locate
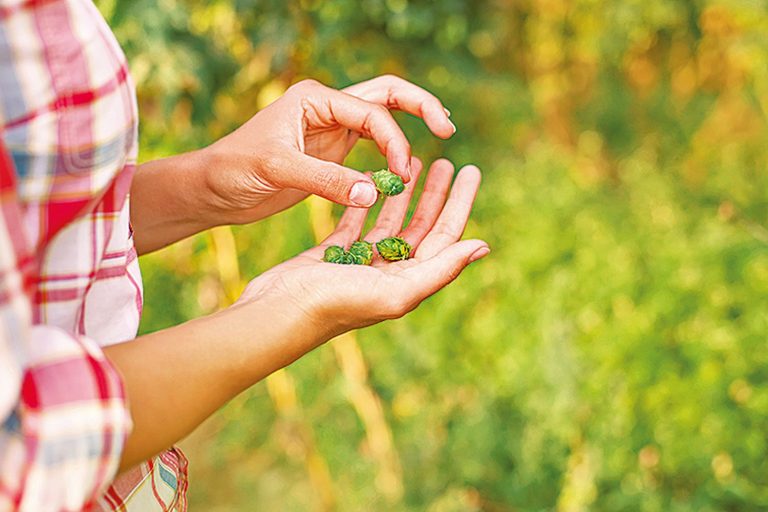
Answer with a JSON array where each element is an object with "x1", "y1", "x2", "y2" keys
[
  {"x1": 469, "y1": 247, "x2": 490, "y2": 263},
  {"x1": 387, "y1": 146, "x2": 412, "y2": 182},
  {"x1": 396, "y1": 151, "x2": 412, "y2": 181},
  {"x1": 350, "y1": 181, "x2": 378, "y2": 206},
  {"x1": 444, "y1": 107, "x2": 452, "y2": 117},
  {"x1": 448, "y1": 119, "x2": 457, "y2": 134}
]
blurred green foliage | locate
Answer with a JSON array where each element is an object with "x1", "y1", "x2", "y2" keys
[{"x1": 95, "y1": 0, "x2": 768, "y2": 510}]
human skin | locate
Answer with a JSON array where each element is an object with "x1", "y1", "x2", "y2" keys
[
  {"x1": 130, "y1": 75, "x2": 456, "y2": 254},
  {"x1": 113, "y1": 76, "x2": 485, "y2": 472},
  {"x1": 108, "y1": 157, "x2": 487, "y2": 472}
]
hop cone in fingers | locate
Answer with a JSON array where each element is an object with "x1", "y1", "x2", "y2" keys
[
  {"x1": 371, "y1": 169, "x2": 405, "y2": 196},
  {"x1": 323, "y1": 245, "x2": 346, "y2": 264},
  {"x1": 376, "y1": 237, "x2": 412, "y2": 261},
  {"x1": 348, "y1": 241, "x2": 373, "y2": 265}
]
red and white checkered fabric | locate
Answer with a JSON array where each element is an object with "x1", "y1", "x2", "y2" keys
[{"x1": 0, "y1": 0, "x2": 187, "y2": 510}]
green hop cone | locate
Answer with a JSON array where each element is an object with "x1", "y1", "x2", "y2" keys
[
  {"x1": 323, "y1": 245, "x2": 359, "y2": 265},
  {"x1": 338, "y1": 252, "x2": 356, "y2": 265},
  {"x1": 376, "y1": 236, "x2": 412, "y2": 261},
  {"x1": 371, "y1": 169, "x2": 405, "y2": 196},
  {"x1": 322, "y1": 245, "x2": 346, "y2": 264},
  {"x1": 348, "y1": 241, "x2": 373, "y2": 265}
]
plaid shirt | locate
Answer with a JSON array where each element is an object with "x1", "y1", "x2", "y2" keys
[{"x1": 0, "y1": 1, "x2": 187, "y2": 510}]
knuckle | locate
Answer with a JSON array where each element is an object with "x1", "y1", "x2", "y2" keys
[
  {"x1": 380, "y1": 73, "x2": 403, "y2": 84},
  {"x1": 258, "y1": 147, "x2": 283, "y2": 176},
  {"x1": 288, "y1": 78, "x2": 321, "y2": 94},
  {"x1": 311, "y1": 167, "x2": 345, "y2": 196},
  {"x1": 361, "y1": 105, "x2": 392, "y2": 135}
]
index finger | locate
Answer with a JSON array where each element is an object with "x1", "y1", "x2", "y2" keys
[
  {"x1": 343, "y1": 75, "x2": 456, "y2": 140},
  {"x1": 294, "y1": 80, "x2": 413, "y2": 181}
]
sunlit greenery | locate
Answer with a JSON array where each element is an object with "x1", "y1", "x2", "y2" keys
[{"x1": 96, "y1": 1, "x2": 768, "y2": 510}]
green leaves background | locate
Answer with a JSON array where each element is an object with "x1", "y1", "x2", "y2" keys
[{"x1": 95, "y1": 0, "x2": 768, "y2": 510}]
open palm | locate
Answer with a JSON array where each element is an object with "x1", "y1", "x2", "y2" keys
[{"x1": 238, "y1": 158, "x2": 489, "y2": 338}]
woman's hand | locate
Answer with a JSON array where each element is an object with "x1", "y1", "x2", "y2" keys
[
  {"x1": 114, "y1": 157, "x2": 484, "y2": 469},
  {"x1": 131, "y1": 75, "x2": 454, "y2": 254},
  {"x1": 236, "y1": 157, "x2": 489, "y2": 341},
  {"x1": 201, "y1": 75, "x2": 456, "y2": 225}
]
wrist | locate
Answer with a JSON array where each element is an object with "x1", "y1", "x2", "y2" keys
[
  {"x1": 136, "y1": 147, "x2": 249, "y2": 231},
  {"x1": 177, "y1": 146, "x2": 236, "y2": 228},
  {"x1": 237, "y1": 270, "x2": 360, "y2": 345},
  {"x1": 198, "y1": 142, "x2": 266, "y2": 226},
  {"x1": 131, "y1": 151, "x2": 221, "y2": 253},
  {"x1": 213, "y1": 290, "x2": 330, "y2": 387}
]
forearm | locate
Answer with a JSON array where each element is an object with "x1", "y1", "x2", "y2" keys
[
  {"x1": 130, "y1": 149, "x2": 222, "y2": 254},
  {"x1": 104, "y1": 297, "x2": 326, "y2": 472}
]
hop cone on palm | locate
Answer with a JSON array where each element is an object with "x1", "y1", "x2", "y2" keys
[
  {"x1": 348, "y1": 241, "x2": 373, "y2": 265},
  {"x1": 323, "y1": 245, "x2": 347, "y2": 264},
  {"x1": 376, "y1": 237, "x2": 412, "y2": 261}
]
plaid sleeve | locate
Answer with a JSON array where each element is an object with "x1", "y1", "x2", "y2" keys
[{"x1": 0, "y1": 142, "x2": 132, "y2": 511}]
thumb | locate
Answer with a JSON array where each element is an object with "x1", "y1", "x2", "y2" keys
[
  {"x1": 401, "y1": 239, "x2": 490, "y2": 304},
  {"x1": 277, "y1": 152, "x2": 379, "y2": 207}
]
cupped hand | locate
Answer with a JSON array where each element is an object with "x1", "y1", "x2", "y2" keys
[
  {"x1": 202, "y1": 75, "x2": 455, "y2": 225},
  {"x1": 236, "y1": 158, "x2": 489, "y2": 340}
]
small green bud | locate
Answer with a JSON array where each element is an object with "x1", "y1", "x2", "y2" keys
[
  {"x1": 348, "y1": 241, "x2": 373, "y2": 265},
  {"x1": 376, "y1": 236, "x2": 412, "y2": 261},
  {"x1": 338, "y1": 252, "x2": 356, "y2": 265},
  {"x1": 371, "y1": 169, "x2": 405, "y2": 196},
  {"x1": 323, "y1": 245, "x2": 346, "y2": 263}
]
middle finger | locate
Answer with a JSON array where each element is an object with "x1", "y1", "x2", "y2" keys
[
  {"x1": 343, "y1": 75, "x2": 455, "y2": 140},
  {"x1": 399, "y1": 158, "x2": 455, "y2": 249}
]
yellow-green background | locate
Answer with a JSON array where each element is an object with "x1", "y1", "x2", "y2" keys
[{"x1": 95, "y1": 1, "x2": 768, "y2": 510}]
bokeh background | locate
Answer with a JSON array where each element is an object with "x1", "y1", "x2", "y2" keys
[{"x1": 94, "y1": 0, "x2": 768, "y2": 510}]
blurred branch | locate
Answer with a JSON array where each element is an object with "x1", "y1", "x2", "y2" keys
[
  {"x1": 308, "y1": 196, "x2": 405, "y2": 503},
  {"x1": 267, "y1": 369, "x2": 337, "y2": 512},
  {"x1": 209, "y1": 226, "x2": 243, "y2": 304},
  {"x1": 208, "y1": 224, "x2": 336, "y2": 511},
  {"x1": 745, "y1": 222, "x2": 768, "y2": 245},
  {"x1": 556, "y1": 438, "x2": 598, "y2": 512},
  {"x1": 334, "y1": 333, "x2": 404, "y2": 502}
]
